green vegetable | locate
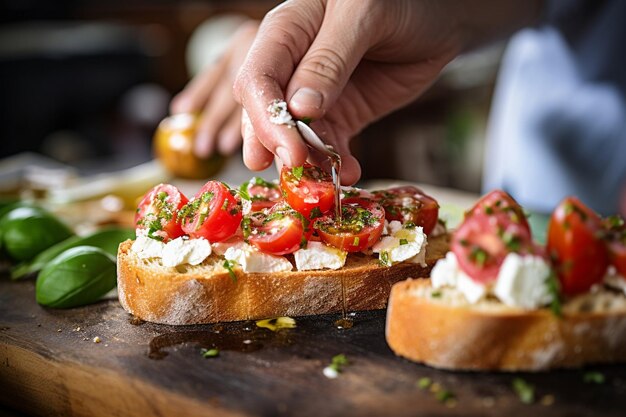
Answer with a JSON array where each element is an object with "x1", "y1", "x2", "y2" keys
[
  {"x1": 0, "y1": 206, "x2": 73, "y2": 262},
  {"x1": 201, "y1": 348, "x2": 219, "y2": 358},
  {"x1": 36, "y1": 246, "x2": 116, "y2": 308},
  {"x1": 583, "y1": 371, "x2": 605, "y2": 384},
  {"x1": 11, "y1": 227, "x2": 134, "y2": 280},
  {"x1": 512, "y1": 378, "x2": 535, "y2": 404},
  {"x1": 417, "y1": 377, "x2": 432, "y2": 389}
]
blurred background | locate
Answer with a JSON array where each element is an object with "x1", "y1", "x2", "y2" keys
[{"x1": 0, "y1": 0, "x2": 502, "y2": 193}]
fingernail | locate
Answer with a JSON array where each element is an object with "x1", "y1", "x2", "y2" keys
[
  {"x1": 290, "y1": 88, "x2": 323, "y2": 109},
  {"x1": 275, "y1": 146, "x2": 292, "y2": 167}
]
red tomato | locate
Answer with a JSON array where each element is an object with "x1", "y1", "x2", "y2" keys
[
  {"x1": 179, "y1": 181, "x2": 242, "y2": 242},
  {"x1": 547, "y1": 197, "x2": 609, "y2": 295},
  {"x1": 247, "y1": 205, "x2": 311, "y2": 255},
  {"x1": 602, "y1": 216, "x2": 626, "y2": 277},
  {"x1": 280, "y1": 163, "x2": 335, "y2": 218},
  {"x1": 315, "y1": 198, "x2": 385, "y2": 252},
  {"x1": 466, "y1": 189, "x2": 530, "y2": 234},
  {"x1": 452, "y1": 211, "x2": 535, "y2": 284},
  {"x1": 371, "y1": 186, "x2": 439, "y2": 235},
  {"x1": 241, "y1": 177, "x2": 282, "y2": 212},
  {"x1": 135, "y1": 183, "x2": 189, "y2": 241}
]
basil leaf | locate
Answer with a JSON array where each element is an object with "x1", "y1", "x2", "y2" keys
[
  {"x1": 36, "y1": 246, "x2": 116, "y2": 308},
  {"x1": 11, "y1": 227, "x2": 134, "y2": 280},
  {"x1": 0, "y1": 206, "x2": 73, "y2": 262}
]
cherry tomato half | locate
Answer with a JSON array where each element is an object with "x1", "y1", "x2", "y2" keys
[
  {"x1": 135, "y1": 183, "x2": 189, "y2": 241},
  {"x1": 241, "y1": 177, "x2": 282, "y2": 212},
  {"x1": 602, "y1": 216, "x2": 626, "y2": 277},
  {"x1": 247, "y1": 204, "x2": 311, "y2": 255},
  {"x1": 452, "y1": 211, "x2": 535, "y2": 284},
  {"x1": 280, "y1": 163, "x2": 335, "y2": 218},
  {"x1": 371, "y1": 186, "x2": 439, "y2": 235},
  {"x1": 179, "y1": 181, "x2": 242, "y2": 242},
  {"x1": 466, "y1": 189, "x2": 531, "y2": 234},
  {"x1": 315, "y1": 198, "x2": 385, "y2": 252},
  {"x1": 547, "y1": 196, "x2": 609, "y2": 295}
]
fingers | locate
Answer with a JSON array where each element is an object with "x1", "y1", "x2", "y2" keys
[
  {"x1": 217, "y1": 109, "x2": 243, "y2": 156},
  {"x1": 193, "y1": 76, "x2": 239, "y2": 157},
  {"x1": 285, "y1": 1, "x2": 371, "y2": 121},
  {"x1": 234, "y1": 0, "x2": 326, "y2": 167},
  {"x1": 170, "y1": 60, "x2": 228, "y2": 115},
  {"x1": 241, "y1": 109, "x2": 274, "y2": 170}
]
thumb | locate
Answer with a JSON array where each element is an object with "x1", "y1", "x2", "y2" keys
[{"x1": 286, "y1": 4, "x2": 371, "y2": 121}]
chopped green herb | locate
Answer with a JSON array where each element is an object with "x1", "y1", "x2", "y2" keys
[
  {"x1": 399, "y1": 238, "x2": 408, "y2": 246},
  {"x1": 484, "y1": 206, "x2": 494, "y2": 215},
  {"x1": 201, "y1": 192, "x2": 214, "y2": 203},
  {"x1": 431, "y1": 291, "x2": 442, "y2": 298},
  {"x1": 583, "y1": 371, "x2": 605, "y2": 384},
  {"x1": 310, "y1": 207, "x2": 323, "y2": 219},
  {"x1": 417, "y1": 377, "x2": 432, "y2": 389},
  {"x1": 222, "y1": 199, "x2": 229, "y2": 210},
  {"x1": 328, "y1": 354, "x2": 348, "y2": 373},
  {"x1": 241, "y1": 217, "x2": 251, "y2": 240},
  {"x1": 223, "y1": 260, "x2": 237, "y2": 283},
  {"x1": 379, "y1": 251, "x2": 391, "y2": 267},
  {"x1": 352, "y1": 236, "x2": 360, "y2": 246},
  {"x1": 459, "y1": 238, "x2": 469, "y2": 247},
  {"x1": 238, "y1": 182, "x2": 251, "y2": 201},
  {"x1": 292, "y1": 166, "x2": 304, "y2": 181},
  {"x1": 299, "y1": 117, "x2": 313, "y2": 125},
  {"x1": 512, "y1": 378, "x2": 535, "y2": 404},
  {"x1": 502, "y1": 232, "x2": 522, "y2": 252},
  {"x1": 201, "y1": 348, "x2": 219, "y2": 358},
  {"x1": 545, "y1": 271, "x2": 562, "y2": 317},
  {"x1": 300, "y1": 235, "x2": 308, "y2": 249},
  {"x1": 470, "y1": 246, "x2": 488, "y2": 267},
  {"x1": 404, "y1": 221, "x2": 416, "y2": 229},
  {"x1": 436, "y1": 390, "x2": 455, "y2": 403},
  {"x1": 157, "y1": 191, "x2": 168, "y2": 201}
]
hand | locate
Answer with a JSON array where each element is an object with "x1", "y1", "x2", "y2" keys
[
  {"x1": 233, "y1": 0, "x2": 542, "y2": 184},
  {"x1": 171, "y1": 20, "x2": 259, "y2": 157}
]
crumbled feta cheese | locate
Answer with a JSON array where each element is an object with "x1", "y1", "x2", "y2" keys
[
  {"x1": 604, "y1": 266, "x2": 626, "y2": 294},
  {"x1": 323, "y1": 366, "x2": 339, "y2": 379},
  {"x1": 431, "y1": 252, "x2": 459, "y2": 289},
  {"x1": 457, "y1": 270, "x2": 487, "y2": 303},
  {"x1": 161, "y1": 237, "x2": 212, "y2": 267},
  {"x1": 267, "y1": 99, "x2": 295, "y2": 127},
  {"x1": 493, "y1": 253, "x2": 553, "y2": 309},
  {"x1": 131, "y1": 234, "x2": 166, "y2": 259},
  {"x1": 224, "y1": 242, "x2": 293, "y2": 273},
  {"x1": 432, "y1": 251, "x2": 553, "y2": 308},
  {"x1": 294, "y1": 241, "x2": 347, "y2": 271},
  {"x1": 372, "y1": 221, "x2": 427, "y2": 266}
]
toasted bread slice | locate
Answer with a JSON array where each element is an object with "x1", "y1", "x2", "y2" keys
[
  {"x1": 117, "y1": 234, "x2": 449, "y2": 325},
  {"x1": 386, "y1": 278, "x2": 626, "y2": 371}
]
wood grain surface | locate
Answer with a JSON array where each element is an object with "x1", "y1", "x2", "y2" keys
[{"x1": 2, "y1": 277, "x2": 626, "y2": 417}]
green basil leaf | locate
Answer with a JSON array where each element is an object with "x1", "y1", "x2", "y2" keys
[
  {"x1": 0, "y1": 207, "x2": 73, "y2": 262},
  {"x1": 11, "y1": 227, "x2": 134, "y2": 280},
  {"x1": 36, "y1": 246, "x2": 116, "y2": 308}
]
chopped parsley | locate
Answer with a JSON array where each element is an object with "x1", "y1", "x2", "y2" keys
[
  {"x1": 512, "y1": 378, "x2": 535, "y2": 404},
  {"x1": 310, "y1": 207, "x2": 323, "y2": 219},
  {"x1": 300, "y1": 235, "x2": 308, "y2": 249},
  {"x1": 502, "y1": 231, "x2": 522, "y2": 252},
  {"x1": 328, "y1": 354, "x2": 348, "y2": 373},
  {"x1": 223, "y1": 260, "x2": 237, "y2": 283},
  {"x1": 583, "y1": 371, "x2": 605, "y2": 384},
  {"x1": 201, "y1": 348, "x2": 219, "y2": 358},
  {"x1": 469, "y1": 246, "x2": 488, "y2": 268},
  {"x1": 430, "y1": 291, "x2": 442, "y2": 298},
  {"x1": 379, "y1": 251, "x2": 391, "y2": 267},
  {"x1": 436, "y1": 390, "x2": 455, "y2": 404},
  {"x1": 417, "y1": 377, "x2": 432, "y2": 389},
  {"x1": 292, "y1": 166, "x2": 304, "y2": 181},
  {"x1": 545, "y1": 271, "x2": 562, "y2": 317},
  {"x1": 352, "y1": 236, "x2": 360, "y2": 246},
  {"x1": 404, "y1": 221, "x2": 416, "y2": 229},
  {"x1": 399, "y1": 238, "x2": 409, "y2": 246}
]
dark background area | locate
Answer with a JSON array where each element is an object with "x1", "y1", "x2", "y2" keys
[{"x1": 0, "y1": 0, "x2": 500, "y2": 191}]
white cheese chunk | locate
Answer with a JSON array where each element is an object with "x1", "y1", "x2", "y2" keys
[
  {"x1": 161, "y1": 237, "x2": 212, "y2": 267},
  {"x1": 267, "y1": 99, "x2": 295, "y2": 127},
  {"x1": 131, "y1": 234, "x2": 166, "y2": 259},
  {"x1": 604, "y1": 266, "x2": 626, "y2": 294},
  {"x1": 294, "y1": 241, "x2": 347, "y2": 271},
  {"x1": 372, "y1": 221, "x2": 427, "y2": 266},
  {"x1": 224, "y1": 242, "x2": 293, "y2": 273},
  {"x1": 457, "y1": 270, "x2": 488, "y2": 303},
  {"x1": 493, "y1": 253, "x2": 553, "y2": 309},
  {"x1": 431, "y1": 252, "x2": 460, "y2": 289}
]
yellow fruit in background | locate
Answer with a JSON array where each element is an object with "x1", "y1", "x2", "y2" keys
[{"x1": 153, "y1": 113, "x2": 226, "y2": 180}]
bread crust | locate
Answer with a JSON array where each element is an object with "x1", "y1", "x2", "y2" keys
[
  {"x1": 117, "y1": 234, "x2": 449, "y2": 325},
  {"x1": 386, "y1": 279, "x2": 626, "y2": 371}
]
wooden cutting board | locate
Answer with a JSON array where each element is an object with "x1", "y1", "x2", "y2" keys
[{"x1": 1, "y1": 277, "x2": 626, "y2": 417}]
